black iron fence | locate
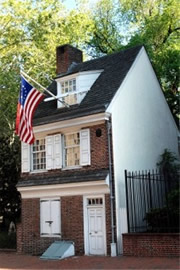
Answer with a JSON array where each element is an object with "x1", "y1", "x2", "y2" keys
[{"x1": 125, "y1": 169, "x2": 179, "y2": 233}]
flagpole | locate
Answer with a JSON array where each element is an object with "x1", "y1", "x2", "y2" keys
[{"x1": 20, "y1": 70, "x2": 70, "y2": 108}]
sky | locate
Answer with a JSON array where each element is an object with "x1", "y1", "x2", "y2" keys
[
  {"x1": 63, "y1": 0, "x2": 77, "y2": 10},
  {"x1": 63, "y1": 0, "x2": 99, "y2": 10}
]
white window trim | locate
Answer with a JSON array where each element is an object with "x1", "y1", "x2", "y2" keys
[{"x1": 40, "y1": 197, "x2": 61, "y2": 238}]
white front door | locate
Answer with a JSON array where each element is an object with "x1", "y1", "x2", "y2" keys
[{"x1": 88, "y1": 207, "x2": 105, "y2": 255}]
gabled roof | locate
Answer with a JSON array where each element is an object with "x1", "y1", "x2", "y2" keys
[{"x1": 33, "y1": 45, "x2": 143, "y2": 126}]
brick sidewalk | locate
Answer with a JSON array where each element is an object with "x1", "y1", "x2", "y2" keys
[{"x1": 0, "y1": 251, "x2": 179, "y2": 269}]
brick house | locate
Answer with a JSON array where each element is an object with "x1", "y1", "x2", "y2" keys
[{"x1": 17, "y1": 44, "x2": 179, "y2": 256}]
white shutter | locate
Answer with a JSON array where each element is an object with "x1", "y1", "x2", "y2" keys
[
  {"x1": 40, "y1": 200, "x2": 51, "y2": 235},
  {"x1": 45, "y1": 136, "x2": 54, "y2": 170},
  {"x1": 21, "y1": 142, "x2": 30, "y2": 172},
  {"x1": 80, "y1": 129, "x2": 91, "y2": 166},
  {"x1": 54, "y1": 135, "x2": 62, "y2": 169},
  {"x1": 46, "y1": 135, "x2": 62, "y2": 170},
  {"x1": 51, "y1": 199, "x2": 61, "y2": 235}
]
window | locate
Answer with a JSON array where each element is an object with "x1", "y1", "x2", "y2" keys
[
  {"x1": 61, "y1": 79, "x2": 77, "y2": 105},
  {"x1": 87, "y1": 198, "x2": 103, "y2": 206},
  {"x1": 32, "y1": 139, "x2": 46, "y2": 170},
  {"x1": 40, "y1": 198, "x2": 61, "y2": 236},
  {"x1": 64, "y1": 132, "x2": 80, "y2": 167},
  {"x1": 21, "y1": 129, "x2": 90, "y2": 173}
]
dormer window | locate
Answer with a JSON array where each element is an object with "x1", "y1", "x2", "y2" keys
[
  {"x1": 61, "y1": 79, "x2": 77, "y2": 105},
  {"x1": 49, "y1": 70, "x2": 104, "y2": 108}
]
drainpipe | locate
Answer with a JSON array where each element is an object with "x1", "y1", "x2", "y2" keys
[{"x1": 107, "y1": 118, "x2": 117, "y2": 257}]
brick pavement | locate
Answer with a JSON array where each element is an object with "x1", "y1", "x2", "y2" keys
[{"x1": 0, "y1": 251, "x2": 179, "y2": 269}]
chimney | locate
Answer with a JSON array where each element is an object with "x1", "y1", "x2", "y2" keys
[{"x1": 56, "y1": 44, "x2": 83, "y2": 75}]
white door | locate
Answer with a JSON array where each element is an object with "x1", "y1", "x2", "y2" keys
[{"x1": 88, "y1": 207, "x2": 105, "y2": 255}]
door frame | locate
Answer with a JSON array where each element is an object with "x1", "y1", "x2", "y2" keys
[{"x1": 83, "y1": 194, "x2": 107, "y2": 255}]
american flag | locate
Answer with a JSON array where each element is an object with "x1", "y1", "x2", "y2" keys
[{"x1": 15, "y1": 76, "x2": 44, "y2": 144}]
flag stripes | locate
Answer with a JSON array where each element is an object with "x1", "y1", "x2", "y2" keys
[{"x1": 15, "y1": 77, "x2": 44, "y2": 144}]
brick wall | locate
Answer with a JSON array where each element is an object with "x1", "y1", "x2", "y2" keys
[
  {"x1": 90, "y1": 123, "x2": 109, "y2": 169},
  {"x1": 123, "y1": 233, "x2": 180, "y2": 257},
  {"x1": 61, "y1": 196, "x2": 84, "y2": 255},
  {"x1": 16, "y1": 199, "x2": 60, "y2": 255},
  {"x1": 17, "y1": 193, "x2": 112, "y2": 256}
]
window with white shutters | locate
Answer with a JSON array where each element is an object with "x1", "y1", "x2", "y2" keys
[
  {"x1": 62, "y1": 129, "x2": 91, "y2": 168},
  {"x1": 21, "y1": 128, "x2": 91, "y2": 172}
]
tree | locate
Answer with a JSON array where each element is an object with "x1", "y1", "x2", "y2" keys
[
  {"x1": 0, "y1": 0, "x2": 94, "y2": 227},
  {"x1": 121, "y1": 0, "x2": 180, "y2": 124},
  {"x1": 0, "y1": 136, "x2": 21, "y2": 227},
  {"x1": 86, "y1": 0, "x2": 180, "y2": 124},
  {"x1": 0, "y1": 0, "x2": 94, "y2": 137}
]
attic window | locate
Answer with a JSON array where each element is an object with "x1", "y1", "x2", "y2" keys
[{"x1": 61, "y1": 79, "x2": 77, "y2": 105}]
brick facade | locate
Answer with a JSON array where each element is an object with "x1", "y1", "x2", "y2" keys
[
  {"x1": 17, "y1": 122, "x2": 114, "y2": 255},
  {"x1": 123, "y1": 233, "x2": 180, "y2": 257},
  {"x1": 20, "y1": 123, "x2": 109, "y2": 181},
  {"x1": 17, "y1": 193, "x2": 112, "y2": 256}
]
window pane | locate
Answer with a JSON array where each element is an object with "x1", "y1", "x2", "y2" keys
[
  {"x1": 32, "y1": 139, "x2": 46, "y2": 170},
  {"x1": 61, "y1": 79, "x2": 77, "y2": 105},
  {"x1": 64, "y1": 133, "x2": 80, "y2": 167}
]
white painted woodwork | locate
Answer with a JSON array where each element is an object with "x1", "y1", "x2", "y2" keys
[
  {"x1": 107, "y1": 46, "x2": 179, "y2": 254},
  {"x1": 45, "y1": 136, "x2": 54, "y2": 170},
  {"x1": 88, "y1": 207, "x2": 105, "y2": 255},
  {"x1": 80, "y1": 129, "x2": 91, "y2": 166},
  {"x1": 18, "y1": 180, "x2": 110, "y2": 198},
  {"x1": 54, "y1": 134, "x2": 62, "y2": 169},
  {"x1": 51, "y1": 199, "x2": 61, "y2": 235},
  {"x1": 40, "y1": 198, "x2": 60, "y2": 236},
  {"x1": 21, "y1": 142, "x2": 30, "y2": 172},
  {"x1": 45, "y1": 134, "x2": 62, "y2": 170},
  {"x1": 33, "y1": 113, "x2": 109, "y2": 134},
  {"x1": 40, "y1": 200, "x2": 51, "y2": 235},
  {"x1": 83, "y1": 195, "x2": 107, "y2": 256}
]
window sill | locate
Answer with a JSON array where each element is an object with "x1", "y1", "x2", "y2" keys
[
  {"x1": 41, "y1": 234, "x2": 61, "y2": 238},
  {"x1": 62, "y1": 166, "x2": 82, "y2": 171},
  {"x1": 30, "y1": 170, "x2": 48, "y2": 174}
]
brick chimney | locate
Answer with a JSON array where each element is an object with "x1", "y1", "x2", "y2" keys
[{"x1": 56, "y1": 44, "x2": 83, "y2": 75}]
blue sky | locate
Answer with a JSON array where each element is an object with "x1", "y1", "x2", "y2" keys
[
  {"x1": 63, "y1": 0, "x2": 99, "y2": 10},
  {"x1": 63, "y1": 0, "x2": 77, "y2": 10}
]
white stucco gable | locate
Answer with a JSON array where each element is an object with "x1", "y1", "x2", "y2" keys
[
  {"x1": 107, "y1": 46, "x2": 178, "y2": 167},
  {"x1": 106, "y1": 46, "x2": 179, "y2": 254}
]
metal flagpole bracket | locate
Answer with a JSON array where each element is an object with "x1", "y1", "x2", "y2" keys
[{"x1": 20, "y1": 70, "x2": 70, "y2": 108}]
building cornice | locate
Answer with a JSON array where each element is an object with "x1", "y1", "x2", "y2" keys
[
  {"x1": 33, "y1": 112, "x2": 110, "y2": 134},
  {"x1": 17, "y1": 180, "x2": 110, "y2": 198}
]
